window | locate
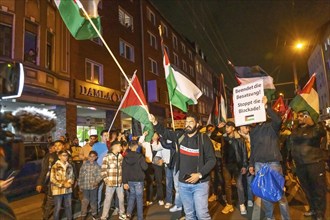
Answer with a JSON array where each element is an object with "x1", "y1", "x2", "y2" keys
[
  {"x1": 161, "y1": 22, "x2": 168, "y2": 37},
  {"x1": 46, "y1": 31, "x2": 53, "y2": 70},
  {"x1": 119, "y1": 39, "x2": 134, "y2": 62},
  {"x1": 0, "y1": 12, "x2": 13, "y2": 58},
  {"x1": 181, "y1": 42, "x2": 186, "y2": 54},
  {"x1": 148, "y1": 31, "x2": 157, "y2": 49},
  {"x1": 118, "y1": 8, "x2": 133, "y2": 31},
  {"x1": 149, "y1": 58, "x2": 158, "y2": 75},
  {"x1": 173, "y1": 53, "x2": 179, "y2": 66},
  {"x1": 164, "y1": 45, "x2": 169, "y2": 55},
  {"x1": 85, "y1": 59, "x2": 103, "y2": 85},
  {"x1": 188, "y1": 50, "x2": 193, "y2": 60},
  {"x1": 189, "y1": 66, "x2": 194, "y2": 76},
  {"x1": 182, "y1": 60, "x2": 187, "y2": 72},
  {"x1": 172, "y1": 34, "x2": 178, "y2": 50},
  {"x1": 147, "y1": 7, "x2": 156, "y2": 25},
  {"x1": 24, "y1": 20, "x2": 38, "y2": 64}
]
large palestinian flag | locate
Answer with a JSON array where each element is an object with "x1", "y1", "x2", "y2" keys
[
  {"x1": 119, "y1": 74, "x2": 154, "y2": 142},
  {"x1": 290, "y1": 73, "x2": 319, "y2": 123},
  {"x1": 55, "y1": 0, "x2": 101, "y2": 40},
  {"x1": 234, "y1": 65, "x2": 275, "y2": 101}
]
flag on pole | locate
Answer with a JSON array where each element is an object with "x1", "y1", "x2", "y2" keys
[
  {"x1": 163, "y1": 50, "x2": 202, "y2": 112},
  {"x1": 234, "y1": 65, "x2": 276, "y2": 101},
  {"x1": 207, "y1": 95, "x2": 219, "y2": 125},
  {"x1": 272, "y1": 96, "x2": 287, "y2": 115},
  {"x1": 219, "y1": 74, "x2": 227, "y2": 122},
  {"x1": 289, "y1": 73, "x2": 319, "y2": 123},
  {"x1": 55, "y1": 0, "x2": 101, "y2": 40},
  {"x1": 119, "y1": 74, "x2": 154, "y2": 142}
]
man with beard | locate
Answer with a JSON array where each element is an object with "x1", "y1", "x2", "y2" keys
[
  {"x1": 290, "y1": 110, "x2": 326, "y2": 220},
  {"x1": 36, "y1": 140, "x2": 64, "y2": 220},
  {"x1": 149, "y1": 112, "x2": 216, "y2": 220}
]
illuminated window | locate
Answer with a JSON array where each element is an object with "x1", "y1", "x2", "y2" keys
[{"x1": 85, "y1": 59, "x2": 103, "y2": 85}]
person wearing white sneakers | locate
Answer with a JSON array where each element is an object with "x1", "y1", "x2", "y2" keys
[{"x1": 217, "y1": 120, "x2": 248, "y2": 215}]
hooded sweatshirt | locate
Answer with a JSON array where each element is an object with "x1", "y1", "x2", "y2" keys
[{"x1": 122, "y1": 151, "x2": 148, "y2": 183}]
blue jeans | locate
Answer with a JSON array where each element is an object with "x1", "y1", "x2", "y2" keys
[
  {"x1": 246, "y1": 174, "x2": 254, "y2": 201},
  {"x1": 179, "y1": 181, "x2": 210, "y2": 220},
  {"x1": 81, "y1": 188, "x2": 97, "y2": 216},
  {"x1": 127, "y1": 181, "x2": 144, "y2": 220},
  {"x1": 255, "y1": 162, "x2": 290, "y2": 220},
  {"x1": 173, "y1": 169, "x2": 182, "y2": 207},
  {"x1": 53, "y1": 193, "x2": 72, "y2": 220},
  {"x1": 165, "y1": 167, "x2": 174, "y2": 204}
]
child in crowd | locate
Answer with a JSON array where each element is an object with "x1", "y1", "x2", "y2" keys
[
  {"x1": 123, "y1": 141, "x2": 148, "y2": 220},
  {"x1": 78, "y1": 151, "x2": 102, "y2": 220},
  {"x1": 50, "y1": 150, "x2": 75, "y2": 220}
]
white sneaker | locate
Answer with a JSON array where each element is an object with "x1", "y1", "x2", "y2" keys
[
  {"x1": 169, "y1": 205, "x2": 182, "y2": 212},
  {"x1": 164, "y1": 203, "x2": 172, "y2": 208},
  {"x1": 247, "y1": 200, "x2": 253, "y2": 207},
  {"x1": 240, "y1": 204, "x2": 247, "y2": 215},
  {"x1": 158, "y1": 200, "x2": 164, "y2": 206}
]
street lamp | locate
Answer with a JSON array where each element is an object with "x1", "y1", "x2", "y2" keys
[{"x1": 292, "y1": 41, "x2": 306, "y2": 93}]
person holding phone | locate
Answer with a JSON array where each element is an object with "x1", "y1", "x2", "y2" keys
[
  {"x1": 290, "y1": 110, "x2": 326, "y2": 220},
  {"x1": 149, "y1": 112, "x2": 216, "y2": 220}
]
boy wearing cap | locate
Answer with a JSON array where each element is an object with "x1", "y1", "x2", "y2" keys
[{"x1": 218, "y1": 120, "x2": 248, "y2": 215}]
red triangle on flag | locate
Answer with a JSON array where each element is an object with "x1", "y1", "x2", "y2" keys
[
  {"x1": 300, "y1": 73, "x2": 316, "y2": 94},
  {"x1": 121, "y1": 74, "x2": 147, "y2": 108}
]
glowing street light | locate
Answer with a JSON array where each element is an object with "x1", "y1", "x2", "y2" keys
[{"x1": 295, "y1": 42, "x2": 304, "y2": 50}]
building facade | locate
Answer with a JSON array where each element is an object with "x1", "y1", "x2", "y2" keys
[{"x1": 0, "y1": 0, "x2": 216, "y2": 141}]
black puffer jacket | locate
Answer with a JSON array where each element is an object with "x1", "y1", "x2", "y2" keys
[
  {"x1": 122, "y1": 151, "x2": 148, "y2": 183},
  {"x1": 290, "y1": 124, "x2": 326, "y2": 165}
]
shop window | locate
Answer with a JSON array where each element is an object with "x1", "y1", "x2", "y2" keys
[
  {"x1": 148, "y1": 31, "x2": 157, "y2": 49},
  {"x1": 0, "y1": 12, "x2": 13, "y2": 58},
  {"x1": 24, "y1": 20, "x2": 38, "y2": 64},
  {"x1": 46, "y1": 31, "x2": 53, "y2": 70},
  {"x1": 85, "y1": 59, "x2": 103, "y2": 85},
  {"x1": 119, "y1": 39, "x2": 134, "y2": 62},
  {"x1": 118, "y1": 7, "x2": 133, "y2": 32},
  {"x1": 149, "y1": 58, "x2": 158, "y2": 75}
]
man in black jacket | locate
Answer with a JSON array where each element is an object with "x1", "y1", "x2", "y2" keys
[
  {"x1": 248, "y1": 96, "x2": 290, "y2": 220},
  {"x1": 36, "y1": 140, "x2": 64, "y2": 220},
  {"x1": 217, "y1": 121, "x2": 248, "y2": 215},
  {"x1": 290, "y1": 110, "x2": 326, "y2": 220},
  {"x1": 149, "y1": 112, "x2": 216, "y2": 220}
]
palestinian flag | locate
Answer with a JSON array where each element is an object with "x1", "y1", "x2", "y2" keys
[
  {"x1": 119, "y1": 73, "x2": 154, "y2": 142},
  {"x1": 55, "y1": 0, "x2": 101, "y2": 40},
  {"x1": 163, "y1": 50, "x2": 202, "y2": 112},
  {"x1": 289, "y1": 73, "x2": 319, "y2": 123},
  {"x1": 234, "y1": 65, "x2": 275, "y2": 101}
]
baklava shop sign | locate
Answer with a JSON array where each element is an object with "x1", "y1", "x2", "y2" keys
[{"x1": 75, "y1": 80, "x2": 122, "y2": 104}]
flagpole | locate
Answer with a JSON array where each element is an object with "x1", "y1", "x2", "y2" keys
[
  {"x1": 75, "y1": 0, "x2": 150, "y2": 117},
  {"x1": 169, "y1": 101, "x2": 176, "y2": 131}
]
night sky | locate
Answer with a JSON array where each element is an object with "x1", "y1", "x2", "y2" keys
[{"x1": 151, "y1": 0, "x2": 330, "y2": 98}]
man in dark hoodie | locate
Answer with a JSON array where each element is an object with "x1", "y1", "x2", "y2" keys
[
  {"x1": 149, "y1": 112, "x2": 216, "y2": 220},
  {"x1": 248, "y1": 96, "x2": 290, "y2": 220},
  {"x1": 122, "y1": 141, "x2": 148, "y2": 220}
]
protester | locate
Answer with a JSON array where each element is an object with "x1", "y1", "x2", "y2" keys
[
  {"x1": 92, "y1": 130, "x2": 109, "y2": 211},
  {"x1": 36, "y1": 140, "x2": 64, "y2": 220},
  {"x1": 150, "y1": 112, "x2": 216, "y2": 220},
  {"x1": 238, "y1": 125, "x2": 254, "y2": 207},
  {"x1": 249, "y1": 96, "x2": 290, "y2": 220},
  {"x1": 122, "y1": 140, "x2": 148, "y2": 220},
  {"x1": 50, "y1": 150, "x2": 75, "y2": 220},
  {"x1": 79, "y1": 135, "x2": 97, "y2": 161},
  {"x1": 290, "y1": 110, "x2": 326, "y2": 220},
  {"x1": 218, "y1": 121, "x2": 248, "y2": 215},
  {"x1": 78, "y1": 150, "x2": 102, "y2": 220},
  {"x1": 100, "y1": 141, "x2": 126, "y2": 220}
]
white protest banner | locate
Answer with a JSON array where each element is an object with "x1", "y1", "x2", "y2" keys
[{"x1": 233, "y1": 79, "x2": 266, "y2": 126}]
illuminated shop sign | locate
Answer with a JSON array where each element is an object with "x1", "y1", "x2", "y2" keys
[{"x1": 75, "y1": 80, "x2": 122, "y2": 104}]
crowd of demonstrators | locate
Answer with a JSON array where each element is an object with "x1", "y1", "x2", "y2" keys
[{"x1": 28, "y1": 98, "x2": 329, "y2": 220}]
